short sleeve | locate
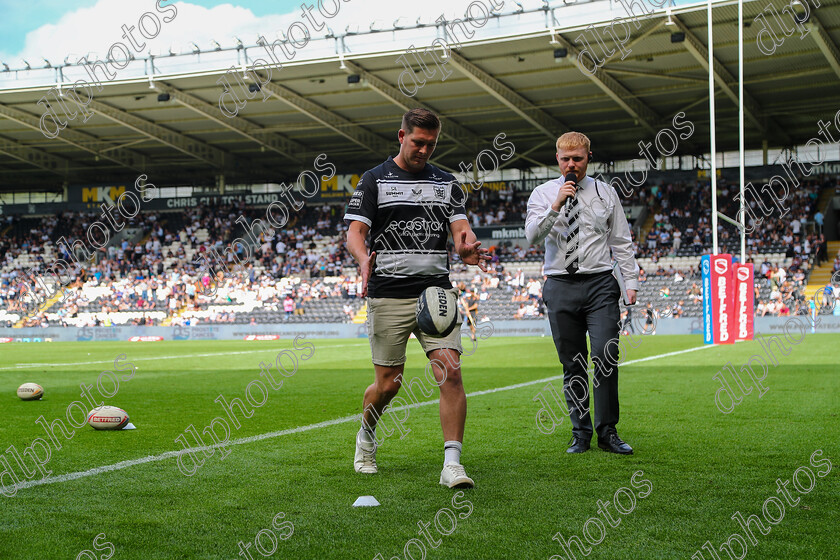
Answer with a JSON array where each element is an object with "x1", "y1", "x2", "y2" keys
[
  {"x1": 343, "y1": 171, "x2": 377, "y2": 227},
  {"x1": 448, "y1": 180, "x2": 468, "y2": 224}
]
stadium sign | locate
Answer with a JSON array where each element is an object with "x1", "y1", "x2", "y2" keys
[
  {"x1": 702, "y1": 254, "x2": 736, "y2": 344},
  {"x1": 472, "y1": 225, "x2": 527, "y2": 242},
  {"x1": 81, "y1": 186, "x2": 126, "y2": 204},
  {"x1": 59, "y1": 183, "x2": 131, "y2": 209},
  {"x1": 173, "y1": 325, "x2": 221, "y2": 340},
  {"x1": 320, "y1": 173, "x2": 360, "y2": 199},
  {"x1": 734, "y1": 263, "x2": 755, "y2": 341},
  {"x1": 812, "y1": 162, "x2": 840, "y2": 174},
  {"x1": 1, "y1": 319, "x2": 839, "y2": 343},
  {"x1": 490, "y1": 226, "x2": 526, "y2": 240},
  {"x1": 462, "y1": 181, "x2": 515, "y2": 192},
  {"x1": 162, "y1": 193, "x2": 287, "y2": 209}
]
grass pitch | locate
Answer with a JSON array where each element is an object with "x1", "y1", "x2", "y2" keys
[{"x1": 0, "y1": 332, "x2": 837, "y2": 560}]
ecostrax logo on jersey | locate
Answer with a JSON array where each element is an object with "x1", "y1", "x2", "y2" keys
[{"x1": 384, "y1": 218, "x2": 444, "y2": 243}]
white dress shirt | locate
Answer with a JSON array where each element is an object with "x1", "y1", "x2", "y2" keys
[{"x1": 525, "y1": 174, "x2": 639, "y2": 291}]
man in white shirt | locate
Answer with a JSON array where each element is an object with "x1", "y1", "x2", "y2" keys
[{"x1": 525, "y1": 131, "x2": 638, "y2": 456}]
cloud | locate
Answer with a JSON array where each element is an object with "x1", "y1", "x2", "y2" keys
[
  {"x1": 3, "y1": 1, "x2": 285, "y2": 64},
  {"x1": 0, "y1": 0, "x2": 514, "y2": 67}
]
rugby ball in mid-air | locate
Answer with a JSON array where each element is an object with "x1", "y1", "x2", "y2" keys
[
  {"x1": 17, "y1": 383, "x2": 44, "y2": 401},
  {"x1": 416, "y1": 287, "x2": 459, "y2": 337},
  {"x1": 87, "y1": 406, "x2": 130, "y2": 430}
]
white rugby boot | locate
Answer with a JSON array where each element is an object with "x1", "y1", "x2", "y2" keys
[
  {"x1": 354, "y1": 431, "x2": 378, "y2": 474},
  {"x1": 439, "y1": 462, "x2": 474, "y2": 488}
]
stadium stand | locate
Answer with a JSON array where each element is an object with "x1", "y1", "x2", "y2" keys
[{"x1": 3, "y1": 165, "x2": 837, "y2": 328}]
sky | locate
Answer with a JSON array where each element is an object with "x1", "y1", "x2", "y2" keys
[
  {"x1": 0, "y1": 0, "x2": 531, "y2": 69},
  {"x1": 0, "y1": 1, "x2": 300, "y2": 60}
]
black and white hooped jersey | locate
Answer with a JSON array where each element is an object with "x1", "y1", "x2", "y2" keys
[{"x1": 344, "y1": 156, "x2": 467, "y2": 298}]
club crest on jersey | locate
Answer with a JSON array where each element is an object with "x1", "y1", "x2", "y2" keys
[{"x1": 434, "y1": 185, "x2": 445, "y2": 199}]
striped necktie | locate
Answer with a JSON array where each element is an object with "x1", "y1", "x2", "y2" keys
[{"x1": 564, "y1": 195, "x2": 580, "y2": 274}]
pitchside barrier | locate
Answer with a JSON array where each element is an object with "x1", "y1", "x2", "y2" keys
[{"x1": 1, "y1": 317, "x2": 840, "y2": 343}]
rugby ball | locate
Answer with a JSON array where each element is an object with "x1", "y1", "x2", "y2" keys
[
  {"x1": 17, "y1": 383, "x2": 44, "y2": 401},
  {"x1": 416, "y1": 287, "x2": 459, "y2": 337},
  {"x1": 87, "y1": 406, "x2": 130, "y2": 430}
]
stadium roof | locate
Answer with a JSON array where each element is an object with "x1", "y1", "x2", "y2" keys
[{"x1": 0, "y1": 0, "x2": 839, "y2": 193}]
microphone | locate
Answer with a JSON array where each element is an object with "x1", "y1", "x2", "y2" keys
[{"x1": 564, "y1": 171, "x2": 578, "y2": 213}]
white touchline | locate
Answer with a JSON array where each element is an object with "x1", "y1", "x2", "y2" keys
[
  {"x1": 4, "y1": 342, "x2": 716, "y2": 494},
  {"x1": 0, "y1": 350, "x2": 266, "y2": 370},
  {"x1": 0, "y1": 343, "x2": 362, "y2": 371}
]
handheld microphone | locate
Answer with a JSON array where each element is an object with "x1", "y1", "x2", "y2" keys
[{"x1": 564, "y1": 171, "x2": 578, "y2": 213}]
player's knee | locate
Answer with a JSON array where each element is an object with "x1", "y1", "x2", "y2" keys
[
  {"x1": 374, "y1": 365, "x2": 404, "y2": 398},
  {"x1": 439, "y1": 366, "x2": 463, "y2": 389},
  {"x1": 376, "y1": 379, "x2": 401, "y2": 399}
]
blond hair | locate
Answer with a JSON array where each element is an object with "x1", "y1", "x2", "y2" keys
[{"x1": 556, "y1": 132, "x2": 590, "y2": 153}]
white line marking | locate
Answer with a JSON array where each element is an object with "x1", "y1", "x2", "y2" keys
[
  {"x1": 465, "y1": 341, "x2": 718, "y2": 397},
  {"x1": 0, "y1": 344, "x2": 364, "y2": 371},
  {"x1": 3, "y1": 342, "x2": 715, "y2": 495}
]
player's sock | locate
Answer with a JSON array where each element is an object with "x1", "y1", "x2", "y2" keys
[
  {"x1": 358, "y1": 423, "x2": 376, "y2": 446},
  {"x1": 444, "y1": 441, "x2": 462, "y2": 466}
]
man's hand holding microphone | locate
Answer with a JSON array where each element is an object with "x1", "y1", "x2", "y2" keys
[{"x1": 551, "y1": 171, "x2": 578, "y2": 213}]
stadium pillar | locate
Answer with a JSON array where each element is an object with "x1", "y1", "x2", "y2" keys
[
  {"x1": 762, "y1": 140, "x2": 768, "y2": 165},
  {"x1": 708, "y1": 0, "x2": 719, "y2": 255},
  {"x1": 738, "y1": 0, "x2": 746, "y2": 264},
  {"x1": 216, "y1": 173, "x2": 226, "y2": 194}
]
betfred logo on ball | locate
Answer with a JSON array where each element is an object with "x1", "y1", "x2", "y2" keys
[
  {"x1": 87, "y1": 406, "x2": 130, "y2": 430},
  {"x1": 702, "y1": 254, "x2": 735, "y2": 344}
]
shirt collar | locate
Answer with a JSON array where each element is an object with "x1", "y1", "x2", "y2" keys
[{"x1": 563, "y1": 174, "x2": 588, "y2": 189}]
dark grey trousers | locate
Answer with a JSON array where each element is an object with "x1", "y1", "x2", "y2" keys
[{"x1": 543, "y1": 271, "x2": 622, "y2": 440}]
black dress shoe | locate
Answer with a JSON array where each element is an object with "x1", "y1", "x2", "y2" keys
[
  {"x1": 566, "y1": 436, "x2": 591, "y2": 454},
  {"x1": 598, "y1": 432, "x2": 633, "y2": 454}
]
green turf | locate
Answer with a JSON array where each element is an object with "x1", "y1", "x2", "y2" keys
[{"x1": 0, "y1": 333, "x2": 837, "y2": 560}]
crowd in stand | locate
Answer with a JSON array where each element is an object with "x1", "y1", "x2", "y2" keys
[
  {"x1": 1, "y1": 170, "x2": 837, "y2": 326},
  {"x1": 466, "y1": 197, "x2": 527, "y2": 228},
  {"x1": 0, "y1": 201, "x2": 359, "y2": 327},
  {"x1": 450, "y1": 250, "x2": 831, "y2": 322},
  {"x1": 632, "y1": 174, "x2": 837, "y2": 261}
]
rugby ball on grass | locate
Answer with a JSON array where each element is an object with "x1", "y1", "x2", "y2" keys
[
  {"x1": 17, "y1": 383, "x2": 44, "y2": 400},
  {"x1": 416, "y1": 287, "x2": 459, "y2": 337},
  {"x1": 87, "y1": 406, "x2": 130, "y2": 430}
]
